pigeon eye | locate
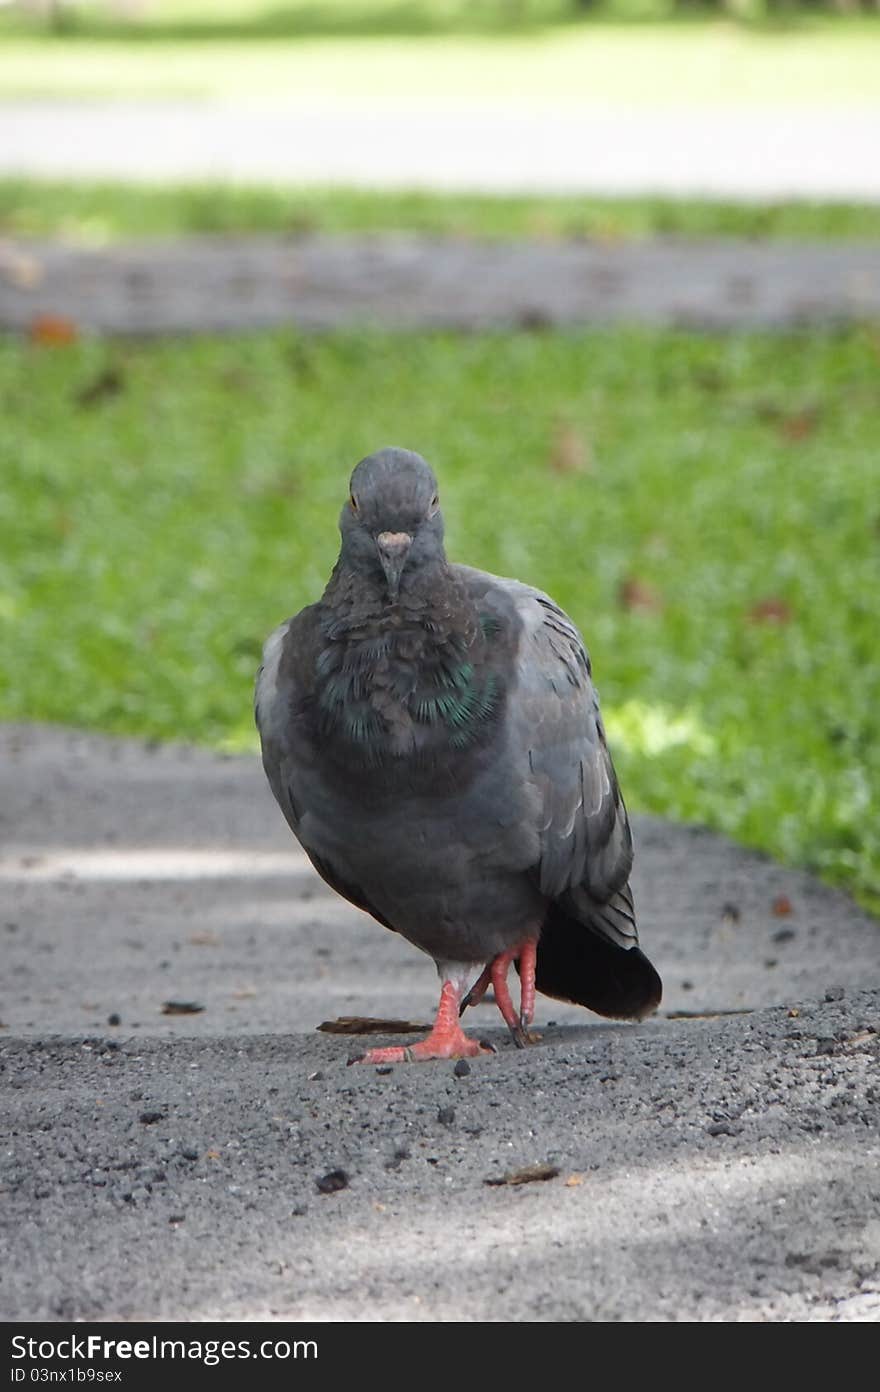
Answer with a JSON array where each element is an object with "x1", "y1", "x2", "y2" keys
[
  {"x1": 350, "y1": 493, "x2": 359, "y2": 512},
  {"x1": 430, "y1": 493, "x2": 439, "y2": 510}
]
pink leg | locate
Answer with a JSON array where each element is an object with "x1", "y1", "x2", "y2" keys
[
  {"x1": 352, "y1": 980, "x2": 494, "y2": 1065},
  {"x1": 519, "y1": 940, "x2": 537, "y2": 1029},
  {"x1": 461, "y1": 940, "x2": 539, "y2": 1048}
]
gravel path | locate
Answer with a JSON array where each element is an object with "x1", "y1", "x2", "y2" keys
[
  {"x1": 1, "y1": 724, "x2": 878, "y2": 1321},
  {"x1": 2, "y1": 234, "x2": 879, "y2": 334},
  {"x1": 4, "y1": 101, "x2": 880, "y2": 201}
]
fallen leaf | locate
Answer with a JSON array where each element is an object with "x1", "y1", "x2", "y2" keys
[
  {"x1": 747, "y1": 597, "x2": 793, "y2": 625},
  {"x1": 161, "y1": 1000, "x2": 205, "y2": 1015},
  {"x1": 317, "y1": 1016, "x2": 430, "y2": 1035},
  {"x1": 772, "y1": 895, "x2": 794, "y2": 916},
  {"x1": 231, "y1": 987, "x2": 257, "y2": 1000},
  {"x1": 548, "y1": 421, "x2": 592, "y2": 475},
  {"x1": 565, "y1": 1173, "x2": 584, "y2": 1187},
  {"x1": 76, "y1": 365, "x2": 124, "y2": 407},
  {"x1": 665, "y1": 1008, "x2": 753, "y2": 1020},
  {"x1": 189, "y1": 931, "x2": 219, "y2": 946},
  {"x1": 779, "y1": 407, "x2": 820, "y2": 443},
  {"x1": 619, "y1": 577, "x2": 663, "y2": 613},
  {"x1": 788, "y1": 1007, "x2": 801, "y2": 1018},
  {"x1": 484, "y1": 1163, "x2": 560, "y2": 1187},
  {"x1": 206, "y1": 1149, "x2": 220, "y2": 1160},
  {"x1": 29, "y1": 313, "x2": 78, "y2": 346}
]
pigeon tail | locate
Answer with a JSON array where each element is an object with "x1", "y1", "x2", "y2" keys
[{"x1": 530, "y1": 896, "x2": 662, "y2": 1021}]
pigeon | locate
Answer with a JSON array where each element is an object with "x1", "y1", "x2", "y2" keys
[{"x1": 255, "y1": 447, "x2": 661, "y2": 1062}]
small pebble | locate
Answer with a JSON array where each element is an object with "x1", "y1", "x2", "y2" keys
[
  {"x1": 316, "y1": 1169, "x2": 349, "y2": 1195},
  {"x1": 706, "y1": 1121, "x2": 740, "y2": 1137},
  {"x1": 178, "y1": 1146, "x2": 199, "y2": 1162},
  {"x1": 825, "y1": 986, "x2": 845, "y2": 1002},
  {"x1": 107, "y1": 1013, "x2": 121, "y2": 1027},
  {"x1": 438, "y1": 1106, "x2": 455, "y2": 1125},
  {"x1": 453, "y1": 1060, "x2": 471, "y2": 1078},
  {"x1": 138, "y1": 1110, "x2": 165, "y2": 1125},
  {"x1": 375, "y1": 1065, "x2": 393, "y2": 1075}
]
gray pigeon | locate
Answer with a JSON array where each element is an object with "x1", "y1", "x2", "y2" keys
[{"x1": 255, "y1": 448, "x2": 661, "y2": 1062}]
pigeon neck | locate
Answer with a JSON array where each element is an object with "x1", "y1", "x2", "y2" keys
[
  {"x1": 324, "y1": 552, "x2": 461, "y2": 623},
  {"x1": 315, "y1": 558, "x2": 492, "y2": 759}
]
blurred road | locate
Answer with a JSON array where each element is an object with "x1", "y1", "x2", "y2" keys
[
  {"x1": 4, "y1": 101, "x2": 880, "y2": 198},
  {"x1": 3, "y1": 235, "x2": 879, "y2": 333},
  {"x1": 1, "y1": 724, "x2": 879, "y2": 1321}
]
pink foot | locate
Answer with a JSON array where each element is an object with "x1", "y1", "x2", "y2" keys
[
  {"x1": 350, "y1": 980, "x2": 494, "y2": 1065},
  {"x1": 462, "y1": 940, "x2": 539, "y2": 1048}
]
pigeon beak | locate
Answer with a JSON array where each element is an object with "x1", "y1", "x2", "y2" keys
[{"x1": 376, "y1": 530, "x2": 413, "y2": 599}]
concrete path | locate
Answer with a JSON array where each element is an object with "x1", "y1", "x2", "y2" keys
[
  {"x1": 1, "y1": 724, "x2": 878, "y2": 1321},
  {"x1": 3, "y1": 233, "x2": 879, "y2": 333},
  {"x1": 4, "y1": 101, "x2": 880, "y2": 201}
]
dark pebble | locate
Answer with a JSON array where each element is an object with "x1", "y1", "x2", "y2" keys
[
  {"x1": 316, "y1": 1169, "x2": 349, "y2": 1195},
  {"x1": 772, "y1": 928, "x2": 796, "y2": 944},
  {"x1": 169, "y1": 1215, "x2": 185, "y2": 1224},
  {"x1": 178, "y1": 1146, "x2": 199, "y2": 1162},
  {"x1": 453, "y1": 1060, "x2": 471, "y2": 1078},
  {"x1": 375, "y1": 1065, "x2": 393, "y2": 1075},
  {"x1": 706, "y1": 1121, "x2": 741, "y2": 1137},
  {"x1": 107, "y1": 1013, "x2": 121, "y2": 1027},
  {"x1": 138, "y1": 1110, "x2": 165, "y2": 1125},
  {"x1": 438, "y1": 1106, "x2": 455, "y2": 1125},
  {"x1": 825, "y1": 986, "x2": 845, "y2": 1002}
]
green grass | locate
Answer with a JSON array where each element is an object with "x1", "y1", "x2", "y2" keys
[
  {"x1": 1, "y1": 325, "x2": 878, "y2": 910},
  {"x1": 1, "y1": 16, "x2": 878, "y2": 103},
  {"x1": 5, "y1": 179, "x2": 880, "y2": 243}
]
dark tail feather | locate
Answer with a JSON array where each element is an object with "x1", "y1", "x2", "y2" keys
[{"x1": 528, "y1": 898, "x2": 662, "y2": 1021}]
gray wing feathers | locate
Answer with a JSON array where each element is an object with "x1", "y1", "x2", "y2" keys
[
  {"x1": 500, "y1": 579, "x2": 636, "y2": 949},
  {"x1": 254, "y1": 619, "x2": 302, "y2": 833}
]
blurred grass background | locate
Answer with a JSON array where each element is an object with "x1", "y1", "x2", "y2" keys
[
  {"x1": 1, "y1": 0, "x2": 878, "y2": 912},
  {"x1": 2, "y1": 5, "x2": 879, "y2": 101},
  {"x1": 1, "y1": 323, "x2": 878, "y2": 908},
  {"x1": 5, "y1": 180, "x2": 880, "y2": 241}
]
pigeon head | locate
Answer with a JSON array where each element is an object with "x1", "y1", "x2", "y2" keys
[{"x1": 340, "y1": 448, "x2": 445, "y2": 600}]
